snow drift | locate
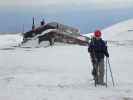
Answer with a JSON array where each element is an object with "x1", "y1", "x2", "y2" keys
[{"x1": 0, "y1": 34, "x2": 23, "y2": 48}]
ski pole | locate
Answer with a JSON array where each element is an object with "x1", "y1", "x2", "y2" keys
[
  {"x1": 107, "y1": 58, "x2": 115, "y2": 86},
  {"x1": 105, "y1": 57, "x2": 108, "y2": 88}
]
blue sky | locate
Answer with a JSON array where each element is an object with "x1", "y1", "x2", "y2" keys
[{"x1": 0, "y1": 0, "x2": 133, "y2": 33}]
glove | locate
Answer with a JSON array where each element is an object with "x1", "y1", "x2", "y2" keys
[
  {"x1": 92, "y1": 67, "x2": 96, "y2": 77},
  {"x1": 106, "y1": 54, "x2": 109, "y2": 57},
  {"x1": 105, "y1": 53, "x2": 109, "y2": 58}
]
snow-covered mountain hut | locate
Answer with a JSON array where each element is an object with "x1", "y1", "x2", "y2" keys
[{"x1": 22, "y1": 19, "x2": 88, "y2": 46}]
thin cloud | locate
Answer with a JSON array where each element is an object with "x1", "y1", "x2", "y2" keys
[{"x1": 0, "y1": 0, "x2": 133, "y2": 9}]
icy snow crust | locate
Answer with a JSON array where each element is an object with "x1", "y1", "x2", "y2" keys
[{"x1": 0, "y1": 19, "x2": 133, "y2": 100}]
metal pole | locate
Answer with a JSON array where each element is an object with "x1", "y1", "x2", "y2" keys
[
  {"x1": 105, "y1": 57, "x2": 108, "y2": 87},
  {"x1": 107, "y1": 58, "x2": 115, "y2": 86}
]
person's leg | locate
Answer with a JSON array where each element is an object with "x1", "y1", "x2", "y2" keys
[
  {"x1": 98, "y1": 59, "x2": 105, "y2": 85},
  {"x1": 92, "y1": 62, "x2": 96, "y2": 75},
  {"x1": 92, "y1": 62, "x2": 99, "y2": 84}
]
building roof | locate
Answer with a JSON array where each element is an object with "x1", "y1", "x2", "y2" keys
[
  {"x1": 23, "y1": 21, "x2": 80, "y2": 39},
  {"x1": 47, "y1": 22, "x2": 80, "y2": 34}
]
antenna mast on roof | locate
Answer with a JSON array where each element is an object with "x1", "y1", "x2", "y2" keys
[
  {"x1": 32, "y1": 17, "x2": 35, "y2": 30},
  {"x1": 22, "y1": 24, "x2": 24, "y2": 33}
]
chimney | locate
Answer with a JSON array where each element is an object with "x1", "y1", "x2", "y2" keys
[{"x1": 32, "y1": 17, "x2": 35, "y2": 30}]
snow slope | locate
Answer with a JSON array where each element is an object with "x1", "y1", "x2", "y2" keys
[
  {"x1": 102, "y1": 19, "x2": 133, "y2": 41},
  {"x1": 83, "y1": 19, "x2": 133, "y2": 41},
  {"x1": 0, "y1": 19, "x2": 133, "y2": 100},
  {"x1": 0, "y1": 34, "x2": 133, "y2": 100}
]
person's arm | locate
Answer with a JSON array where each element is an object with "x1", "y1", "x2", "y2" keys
[
  {"x1": 104, "y1": 46, "x2": 109, "y2": 57},
  {"x1": 88, "y1": 43, "x2": 98, "y2": 63},
  {"x1": 88, "y1": 42, "x2": 93, "y2": 53}
]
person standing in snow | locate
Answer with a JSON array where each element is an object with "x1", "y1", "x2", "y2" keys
[{"x1": 88, "y1": 30, "x2": 109, "y2": 85}]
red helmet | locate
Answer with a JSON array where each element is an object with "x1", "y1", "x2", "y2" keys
[{"x1": 94, "y1": 30, "x2": 102, "y2": 37}]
